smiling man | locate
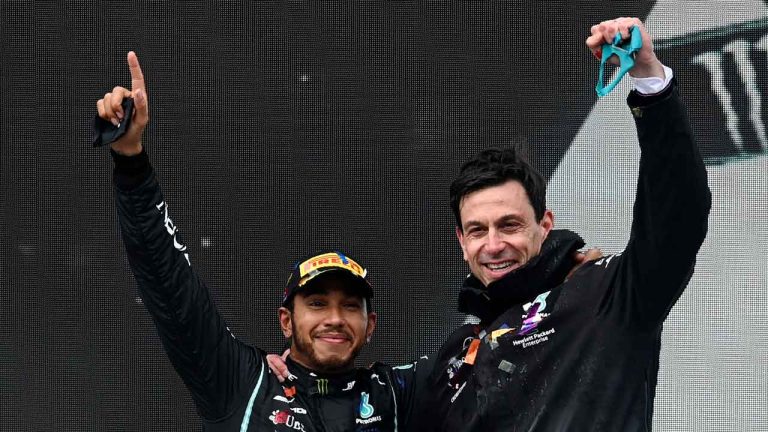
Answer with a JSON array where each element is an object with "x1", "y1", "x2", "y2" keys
[
  {"x1": 280, "y1": 252, "x2": 376, "y2": 374},
  {"x1": 452, "y1": 151, "x2": 553, "y2": 286},
  {"x1": 98, "y1": 53, "x2": 428, "y2": 431},
  {"x1": 413, "y1": 17, "x2": 712, "y2": 432}
]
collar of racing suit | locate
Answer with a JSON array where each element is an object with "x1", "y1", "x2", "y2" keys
[
  {"x1": 283, "y1": 356, "x2": 361, "y2": 396},
  {"x1": 457, "y1": 229, "x2": 585, "y2": 324}
]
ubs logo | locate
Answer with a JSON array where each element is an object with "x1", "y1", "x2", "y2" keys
[{"x1": 269, "y1": 410, "x2": 306, "y2": 431}]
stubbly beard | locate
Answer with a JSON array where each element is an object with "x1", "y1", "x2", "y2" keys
[{"x1": 291, "y1": 321, "x2": 363, "y2": 373}]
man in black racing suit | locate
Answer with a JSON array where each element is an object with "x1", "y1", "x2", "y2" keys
[{"x1": 98, "y1": 52, "x2": 429, "y2": 431}]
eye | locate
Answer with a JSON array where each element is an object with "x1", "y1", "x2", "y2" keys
[
  {"x1": 500, "y1": 220, "x2": 523, "y2": 233},
  {"x1": 307, "y1": 299, "x2": 326, "y2": 308},
  {"x1": 465, "y1": 226, "x2": 486, "y2": 238},
  {"x1": 341, "y1": 298, "x2": 363, "y2": 310}
]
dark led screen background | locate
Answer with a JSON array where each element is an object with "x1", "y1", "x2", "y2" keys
[{"x1": 2, "y1": 1, "x2": 766, "y2": 431}]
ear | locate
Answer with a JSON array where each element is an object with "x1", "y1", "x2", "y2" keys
[
  {"x1": 455, "y1": 226, "x2": 469, "y2": 261},
  {"x1": 365, "y1": 311, "x2": 377, "y2": 342},
  {"x1": 279, "y1": 307, "x2": 293, "y2": 338},
  {"x1": 539, "y1": 209, "x2": 554, "y2": 240}
]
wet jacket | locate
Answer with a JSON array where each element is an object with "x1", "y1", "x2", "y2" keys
[
  {"x1": 417, "y1": 82, "x2": 712, "y2": 431},
  {"x1": 112, "y1": 152, "x2": 429, "y2": 431}
]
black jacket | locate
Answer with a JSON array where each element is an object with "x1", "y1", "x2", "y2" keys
[
  {"x1": 112, "y1": 152, "x2": 430, "y2": 431},
  {"x1": 417, "y1": 83, "x2": 712, "y2": 431}
]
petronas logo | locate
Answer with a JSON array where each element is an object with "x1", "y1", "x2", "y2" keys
[
  {"x1": 359, "y1": 392, "x2": 374, "y2": 419},
  {"x1": 316, "y1": 379, "x2": 329, "y2": 395}
]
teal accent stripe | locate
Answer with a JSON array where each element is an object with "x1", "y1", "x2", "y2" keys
[
  {"x1": 388, "y1": 375, "x2": 399, "y2": 432},
  {"x1": 391, "y1": 363, "x2": 414, "y2": 370},
  {"x1": 240, "y1": 361, "x2": 265, "y2": 432}
]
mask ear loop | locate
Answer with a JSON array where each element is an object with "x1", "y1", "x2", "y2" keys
[{"x1": 595, "y1": 25, "x2": 643, "y2": 97}]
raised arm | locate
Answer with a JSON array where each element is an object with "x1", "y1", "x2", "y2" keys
[
  {"x1": 99, "y1": 52, "x2": 262, "y2": 421},
  {"x1": 587, "y1": 19, "x2": 712, "y2": 325}
]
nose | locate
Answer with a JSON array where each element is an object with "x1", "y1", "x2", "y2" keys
[
  {"x1": 484, "y1": 228, "x2": 506, "y2": 255},
  {"x1": 323, "y1": 305, "x2": 346, "y2": 327}
]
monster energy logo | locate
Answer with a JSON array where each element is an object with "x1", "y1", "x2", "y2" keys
[
  {"x1": 691, "y1": 34, "x2": 768, "y2": 154},
  {"x1": 316, "y1": 379, "x2": 329, "y2": 395},
  {"x1": 654, "y1": 17, "x2": 768, "y2": 161}
]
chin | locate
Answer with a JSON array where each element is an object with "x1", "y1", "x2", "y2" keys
[
  {"x1": 315, "y1": 354, "x2": 353, "y2": 372},
  {"x1": 314, "y1": 341, "x2": 366, "y2": 372},
  {"x1": 483, "y1": 268, "x2": 515, "y2": 284}
]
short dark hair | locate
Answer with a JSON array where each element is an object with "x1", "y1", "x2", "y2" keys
[{"x1": 450, "y1": 146, "x2": 547, "y2": 229}]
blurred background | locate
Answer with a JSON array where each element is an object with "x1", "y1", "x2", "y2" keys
[{"x1": 1, "y1": 1, "x2": 766, "y2": 430}]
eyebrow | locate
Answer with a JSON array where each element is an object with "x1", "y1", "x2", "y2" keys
[{"x1": 463, "y1": 214, "x2": 524, "y2": 230}]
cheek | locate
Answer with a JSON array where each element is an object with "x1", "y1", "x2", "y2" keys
[
  {"x1": 519, "y1": 230, "x2": 542, "y2": 254},
  {"x1": 348, "y1": 314, "x2": 369, "y2": 336},
  {"x1": 498, "y1": 233, "x2": 531, "y2": 255},
  {"x1": 530, "y1": 226, "x2": 545, "y2": 245},
  {"x1": 463, "y1": 239, "x2": 482, "y2": 259},
  {"x1": 292, "y1": 315, "x2": 317, "y2": 338}
]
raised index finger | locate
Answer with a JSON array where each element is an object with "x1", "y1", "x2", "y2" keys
[{"x1": 127, "y1": 51, "x2": 145, "y2": 93}]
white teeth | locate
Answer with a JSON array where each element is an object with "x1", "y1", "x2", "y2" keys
[{"x1": 486, "y1": 262, "x2": 513, "y2": 270}]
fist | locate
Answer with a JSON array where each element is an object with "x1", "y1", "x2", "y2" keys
[{"x1": 585, "y1": 17, "x2": 664, "y2": 79}]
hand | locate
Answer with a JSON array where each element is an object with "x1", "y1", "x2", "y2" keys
[
  {"x1": 585, "y1": 17, "x2": 664, "y2": 79},
  {"x1": 267, "y1": 348, "x2": 291, "y2": 383},
  {"x1": 95, "y1": 51, "x2": 149, "y2": 156},
  {"x1": 566, "y1": 248, "x2": 603, "y2": 280}
]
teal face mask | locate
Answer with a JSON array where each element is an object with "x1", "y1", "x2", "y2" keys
[{"x1": 596, "y1": 25, "x2": 643, "y2": 97}]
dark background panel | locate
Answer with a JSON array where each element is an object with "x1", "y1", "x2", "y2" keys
[{"x1": 2, "y1": 1, "x2": 766, "y2": 431}]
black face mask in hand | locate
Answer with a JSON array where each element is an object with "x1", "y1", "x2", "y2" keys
[{"x1": 92, "y1": 97, "x2": 134, "y2": 147}]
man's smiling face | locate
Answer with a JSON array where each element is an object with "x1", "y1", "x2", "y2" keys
[
  {"x1": 280, "y1": 273, "x2": 376, "y2": 373},
  {"x1": 456, "y1": 179, "x2": 554, "y2": 286}
]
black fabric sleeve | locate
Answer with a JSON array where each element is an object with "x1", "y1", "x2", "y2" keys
[
  {"x1": 383, "y1": 355, "x2": 435, "y2": 431},
  {"x1": 613, "y1": 81, "x2": 712, "y2": 326},
  {"x1": 110, "y1": 148, "x2": 153, "y2": 191},
  {"x1": 113, "y1": 157, "x2": 263, "y2": 421}
]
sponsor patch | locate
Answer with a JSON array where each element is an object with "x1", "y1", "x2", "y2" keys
[
  {"x1": 269, "y1": 410, "x2": 306, "y2": 431},
  {"x1": 299, "y1": 252, "x2": 366, "y2": 279}
]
